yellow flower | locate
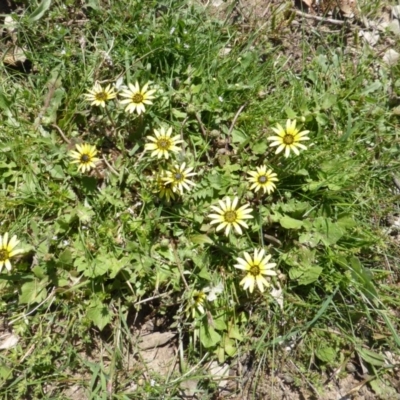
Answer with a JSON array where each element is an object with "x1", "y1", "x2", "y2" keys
[
  {"x1": 0, "y1": 233, "x2": 23, "y2": 273},
  {"x1": 247, "y1": 165, "x2": 278, "y2": 195},
  {"x1": 234, "y1": 249, "x2": 277, "y2": 293},
  {"x1": 208, "y1": 197, "x2": 253, "y2": 236},
  {"x1": 84, "y1": 82, "x2": 116, "y2": 107},
  {"x1": 163, "y1": 163, "x2": 196, "y2": 194},
  {"x1": 69, "y1": 143, "x2": 100, "y2": 173},
  {"x1": 267, "y1": 119, "x2": 310, "y2": 157},
  {"x1": 186, "y1": 290, "x2": 207, "y2": 319},
  {"x1": 156, "y1": 173, "x2": 176, "y2": 202},
  {"x1": 119, "y1": 81, "x2": 156, "y2": 115},
  {"x1": 145, "y1": 127, "x2": 183, "y2": 159}
]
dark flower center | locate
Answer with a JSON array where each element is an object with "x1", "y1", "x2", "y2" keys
[
  {"x1": 258, "y1": 175, "x2": 268, "y2": 184},
  {"x1": 0, "y1": 249, "x2": 9, "y2": 261},
  {"x1": 224, "y1": 210, "x2": 237, "y2": 223},
  {"x1": 250, "y1": 264, "x2": 261, "y2": 276},
  {"x1": 132, "y1": 93, "x2": 144, "y2": 103},
  {"x1": 283, "y1": 134, "x2": 294, "y2": 145},
  {"x1": 95, "y1": 92, "x2": 108, "y2": 101},
  {"x1": 157, "y1": 139, "x2": 171, "y2": 150},
  {"x1": 80, "y1": 154, "x2": 91, "y2": 163},
  {"x1": 174, "y1": 173, "x2": 183, "y2": 181},
  {"x1": 163, "y1": 182, "x2": 173, "y2": 189}
]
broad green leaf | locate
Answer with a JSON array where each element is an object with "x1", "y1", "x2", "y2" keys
[
  {"x1": 321, "y1": 93, "x2": 337, "y2": 110},
  {"x1": 172, "y1": 109, "x2": 187, "y2": 119},
  {"x1": 213, "y1": 316, "x2": 227, "y2": 331},
  {"x1": 190, "y1": 234, "x2": 214, "y2": 245},
  {"x1": 280, "y1": 216, "x2": 303, "y2": 230},
  {"x1": 361, "y1": 81, "x2": 382, "y2": 96},
  {"x1": 230, "y1": 129, "x2": 247, "y2": 144},
  {"x1": 19, "y1": 280, "x2": 47, "y2": 304},
  {"x1": 315, "y1": 346, "x2": 336, "y2": 363},
  {"x1": 199, "y1": 325, "x2": 221, "y2": 348},
  {"x1": 48, "y1": 165, "x2": 65, "y2": 180},
  {"x1": 109, "y1": 256, "x2": 129, "y2": 279},
  {"x1": 289, "y1": 267, "x2": 303, "y2": 280},
  {"x1": 284, "y1": 106, "x2": 297, "y2": 119},
  {"x1": 369, "y1": 379, "x2": 398, "y2": 399},
  {"x1": 28, "y1": 0, "x2": 52, "y2": 22},
  {"x1": 198, "y1": 266, "x2": 211, "y2": 281},
  {"x1": 86, "y1": 300, "x2": 112, "y2": 331},
  {"x1": 228, "y1": 325, "x2": 243, "y2": 341},
  {"x1": 336, "y1": 215, "x2": 357, "y2": 229},
  {"x1": 250, "y1": 140, "x2": 268, "y2": 154},
  {"x1": 0, "y1": 363, "x2": 12, "y2": 381},
  {"x1": 313, "y1": 217, "x2": 344, "y2": 246},
  {"x1": 32, "y1": 265, "x2": 46, "y2": 279},
  {"x1": 58, "y1": 249, "x2": 73, "y2": 266},
  {"x1": 224, "y1": 337, "x2": 236, "y2": 357},
  {"x1": 297, "y1": 266, "x2": 322, "y2": 285}
]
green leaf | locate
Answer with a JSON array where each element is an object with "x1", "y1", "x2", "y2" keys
[
  {"x1": 369, "y1": 379, "x2": 398, "y2": 399},
  {"x1": 315, "y1": 346, "x2": 336, "y2": 363},
  {"x1": 313, "y1": 217, "x2": 344, "y2": 246},
  {"x1": 0, "y1": 91, "x2": 11, "y2": 111},
  {"x1": 289, "y1": 267, "x2": 303, "y2": 280},
  {"x1": 199, "y1": 325, "x2": 221, "y2": 348},
  {"x1": 213, "y1": 316, "x2": 227, "y2": 331},
  {"x1": 86, "y1": 299, "x2": 112, "y2": 331},
  {"x1": 58, "y1": 249, "x2": 73, "y2": 266},
  {"x1": 321, "y1": 93, "x2": 337, "y2": 110},
  {"x1": 76, "y1": 203, "x2": 95, "y2": 223},
  {"x1": 190, "y1": 234, "x2": 214, "y2": 245},
  {"x1": 172, "y1": 108, "x2": 187, "y2": 119},
  {"x1": 284, "y1": 106, "x2": 297, "y2": 119},
  {"x1": 348, "y1": 256, "x2": 378, "y2": 300},
  {"x1": 230, "y1": 129, "x2": 247, "y2": 144},
  {"x1": 360, "y1": 81, "x2": 382, "y2": 96},
  {"x1": 28, "y1": 0, "x2": 52, "y2": 22},
  {"x1": 356, "y1": 346, "x2": 385, "y2": 367},
  {"x1": 297, "y1": 266, "x2": 323, "y2": 285},
  {"x1": 42, "y1": 87, "x2": 65, "y2": 125},
  {"x1": 250, "y1": 140, "x2": 268, "y2": 154},
  {"x1": 336, "y1": 215, "x2": 357, "y2": 229},
  {"x1": 198, "y1": 266, "x2": 211, "y2": 280},
  {"x1": 19, "y1": 280, "x2": 47, "y2": 304},
  {"x1": 223, "y1": 337, "x2": 236, "y2": 357},
  {"x1": 228, "y1": 325, "x2": 243, "y2": 341},
  {"x1": 48, "y1": 165, "x2": 65, "y2": 180},
  {"x1": 280, "y1": 216, "x2": 303, "y2": 230},
  {"x1": 0, "y1": 363, "x2": 12, "y2": 381}
]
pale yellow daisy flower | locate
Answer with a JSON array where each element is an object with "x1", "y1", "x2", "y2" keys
[
  {"x1": 155, "y1": 172, "x2": 176, "y2": 202},
  {"x1": 186, "y1": 289, "x2": 207, "y2": 319},
  {"x1": 0, "y1": 233, "x2": 23, "y2": 273},
  {"x1": 145, "y1": 127, "x2": 182, "y2": 159},
  {"x1": 119, "y1": 81, "x2": 156, "y2": 115},
  {"x1": 84, "y1": 82, "x2": 116, "y2": 107},
  {"x1": 69, "y1": 143, "x2": 100, "y2": 173},
  {"x1": 163, "y1": 163, "x2": 196, "y2": 194},
  {"x1": 234, "y1": 249, "x2": 277, "y2": 293},
  {"x1": 247, "y1": 165, "x2": 278, "y2": 195},
  {"x1": 208, "y1": 197, "x2": 253, "y2": 236},
  {"x1": 267, "y1": 119, "x2": 310, "y2": 157}
]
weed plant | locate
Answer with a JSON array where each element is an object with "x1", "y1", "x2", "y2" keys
[{"x1": 0, "y1": 0, "x2": 400, "y2": 398}]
